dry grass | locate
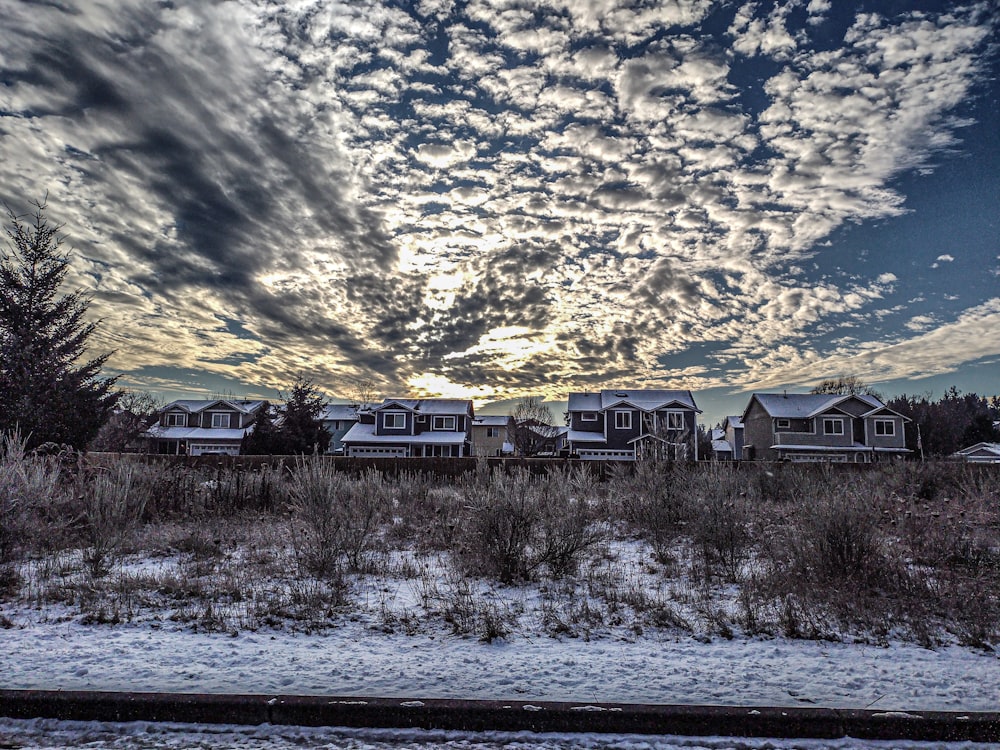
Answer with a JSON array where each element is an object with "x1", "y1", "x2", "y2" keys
[{"x1": 0, "y1": 445, "x2": 997, "y2": 649}]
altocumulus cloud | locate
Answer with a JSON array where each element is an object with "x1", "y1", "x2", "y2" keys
[{"x1": 0, "y1": 0, "x2": 996, "y2": 401}]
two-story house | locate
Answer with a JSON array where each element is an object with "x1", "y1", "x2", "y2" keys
[
  {"x1": 470, "y1": 415, "x2": 513, "y2": 457},
  {"x1": 144, "y1": 399, "x2": 265, "y2": 456},
  {"x1": 565, "y1": 389, "x2": 701, "y2": 460},
  {"x1": 741, "y1": 392, "x2": 910, "y2": 462},
  {"x1": 319, "y1": 403, "x2": 376, "y2": 455},
  {"x1": 341, "y1": 398, "x2": 474, "y2": 457}
]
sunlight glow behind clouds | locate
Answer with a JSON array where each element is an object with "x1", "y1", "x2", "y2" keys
[{"x1": 0, "y1": 0, "x2": 996, "y2": 404}]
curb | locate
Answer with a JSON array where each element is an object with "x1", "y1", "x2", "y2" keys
[
  {"x1": 0, "y1": 690, "x2": 1000, "y2": 742},
  {"x1": 2, "y1": 690, "x2": 999, "y2": 742}
]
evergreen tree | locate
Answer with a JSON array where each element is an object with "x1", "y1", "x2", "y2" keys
[
  {"x1": 278, "y1": 376, "x2": 330, "y2": 454},
  {"x1": 241, "y1": 401, "x2": 283, "y2": 455},
  {"x1": 0, "y1": 198, "x2": 118, "y2": 449}
]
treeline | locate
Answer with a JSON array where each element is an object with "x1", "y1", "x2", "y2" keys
[{"x1": 887, "y1": 387, "x2": 1000, "y2": 457}]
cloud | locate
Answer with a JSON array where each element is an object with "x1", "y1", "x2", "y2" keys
[{"x1": 0, "y1": 0, "x2": 996, "y2": 403}]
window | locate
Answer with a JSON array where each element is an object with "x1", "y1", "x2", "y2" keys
[
  {"x1": 776, "y1": 419, "x2": 790, "y2": 429},
  {"x1": 666, "y1": 412, "x2": 684, "y2": 430},
  {"x1": 433, "y1": 415, "x2": 456, "y2": 431},
  {"x1": 210, "y1": 413, "x2": 230, "y2": 429},
  {"x1": 581, "y1": 412, "x2": 597, "y2": 422},
  {"x1": 486, "y1": 427, "x2": 500, "y2": 438},
  {"x1": 166, "y1": 412, "x2": 187, "y2": 427},
  {"x1": 384, "y1": 412, "x2": 405, "y2": 429},
  {"x1": 823, "y1": 418, "x2": 844, "y2": 435},
  {"x1": 614, "y1": 410, "x2": 632, "y2": 430},
  {"x1": 874, "y1": 419, "x2": 895, "y2": 436}
]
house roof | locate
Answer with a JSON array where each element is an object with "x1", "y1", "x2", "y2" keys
[
  {"x1": 745, "y1": 393, "x2": 891, "y2": 421},
  {"x1": 771, "y1": 442, "x2": 872, "y2": 452},
  {"x1": 712, "y1": 439, "x2": 733, "y2": 453},
  {"x1": 473, "y1": 415, "x2": 511, "y2": 427},
  {"x1": 567, "y1": 389, "x2": 700, "y2": 413},
  {"x1": 566, "y1": 429, "x2": 607, "y2": 443},
  {"x1": 144, "y1": 426, "x2": 254, "y2": 441},
  {"x1": 953, "y1": 442, "x2": 1000, "y2": 458},
  {"x1": 319, "y1": 404, "x2": 364, "y2": 421},
  {"x1": 377, "y1": 398, "x2": 473, "y2": 415},
  {"x1": 341, "y1": 422, "x2": 467, "y2": 445},
  {"x1": 162, "y1": 399, "x2": 264, "y2": 415},
  {"x1": 723, "y1": 415, "x2": 743, "y2": 429}
]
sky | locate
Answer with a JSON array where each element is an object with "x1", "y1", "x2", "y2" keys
[{"x1": 1, "y1": 0, "x2": 998, "y2": 426}]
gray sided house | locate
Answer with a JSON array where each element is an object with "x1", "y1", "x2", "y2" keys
[
  {"x1": 741, "y1": 393, "x2": 910, "y2": 462},
  {"x1": 471, "y1": 415, "x2": 514, "y2": 457},
  {"x1": 341, "y1": 398, "x2": 474, "y2": 458},
  {"x1": 145, "y1": 399, "x2": 265, "y2": 456},
  {"x1": 319, "y1": 403, "x2": 375, "y2": 454},
  {"x1": 566, "y1": 389, "x2": 701, "y2": 461}
]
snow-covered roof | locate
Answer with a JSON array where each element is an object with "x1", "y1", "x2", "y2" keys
[
  {"x1": 723, "y1": 415, "x2": 743, "y2": 429},
  {"x1": 161, "y1": 399, "x2": 264, "y2": 415},
  {"x1": 473, "y1": 415, "x2": 510, "y2": 427},
  {"x1": 341, "y1": 422, "x2": 467, "y2": 445},
  {"x1": 566, "y1": 392, "x2": 602, "y2": 412},
  {"x1": 566, "y1": 429, "x2": 606, "y2": 443},
  {"x1": 567, "y1": 389, "x2": 699, "y2": 413},
  {"x1": 770, "y1": 442, "x2": 872, "y2": 452},
  {"x1": 319, "y1": 404, "x2": 364, "y2": 421},
  {"x1": 144, "y1": 426, "x2": 253, "y2": 441},
  {"x1": 712, "y1": 439, "x2": 733, "y2": 453}
]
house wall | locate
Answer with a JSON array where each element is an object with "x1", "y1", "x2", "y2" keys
[
  {"x1": 725, "y1": 424, "x2": 744, "y2": 458},
  {"x1": 742, "y1": 400, "x2": 776, "y2": 461},
  {"x1": 570, "y1": 411, "x2": 605, "y2": 434},
  {"x1": 471, "y1": 425, "x2": 507, "y2": 456},
  {"x1": 865, "y1": 416, "x2": 907, "y2": 449},
  {"x1": 376, "y1": 409, "x2": 413, "y2": 436},
  {"x1": 774, "y1": 417, "x2": 854, "y2": 448},
  {"x1": 197, "y1": 407, "x2": 247, "y2": 429}
]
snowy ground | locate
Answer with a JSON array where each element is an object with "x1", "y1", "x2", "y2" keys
[
  {"x1": 0, "y1": 719, "x2": 995, "y2": 750},
  {"x1": 2, "y1": 614, "x2": 998, "y2": 712}
]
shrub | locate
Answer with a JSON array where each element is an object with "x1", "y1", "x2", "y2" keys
[
  {"x1": 0, "y1": 430, "x2": 62, "y2": 567},
  {"x1": 286, "y1": 459, "x2": 388, "y2": 580},
  {"x1": 80, "y1": 458, "x2": 147, "y2": 577}
]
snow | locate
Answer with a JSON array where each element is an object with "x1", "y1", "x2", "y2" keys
[{"x1": 2, "y1": 612, "x2": 998, "y2": 711}]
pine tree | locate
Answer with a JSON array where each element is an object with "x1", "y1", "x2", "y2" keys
[
  {"x1": 0, "y1": 198, "x2": 119, "y2": 450},
  {"x1": 278, "y1": 376, "x2": 330, "y2": 454},
  {"x1": 242, "y1": 401, "x2": 283, "y2": 455}
]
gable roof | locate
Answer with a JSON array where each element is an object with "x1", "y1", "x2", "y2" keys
[
  {"x1": 568, "y1": 389, "x2": 700, "y2": 413},
  {"x1": 376, "y1": 398, "x2": 474, "y2": 416},
  {"x1": 474, "y1": 415, "x2": 511, "y2": 427},
  {"x1": 744, "y1": 393, "x2": 891, "y2": 421},
  {"x1": 953, "y1": 442, "x2": 1000, "y2": 458},
  {"x1": 162, "y1": 399, "x2": 264, "y2": 415}
]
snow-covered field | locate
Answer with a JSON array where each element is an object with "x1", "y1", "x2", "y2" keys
[{"x1": 2, "y1": 604, "x2": 998, "y2": 711}]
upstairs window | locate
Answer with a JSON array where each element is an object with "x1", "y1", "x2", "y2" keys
[
  {"x1": 581, "y1": 412, "x2": 597, "y2": 422},
  {"x1": 384, "y1": 412, "x2": 406, "y2": 429},
  {"x1": 823, "y1": 418, "x2": 844, "y2": 435},
  {"x1": 874, "y1": 419, "x2": 895, "y2": 436},
  {"x1": 486, "y1": 427, "x2": 500, "y2": 438},
  {"x1": 433, "y1": 415, "x2": 457, "y2": 431},
  {"x1": 166, "y1": 412, "x2": 187, "y2": 427},
  {"x1": 776, "y1": 419, "x2": 790, "y2": 430},
  {"x1": 614, "y1": 410, "x2": 632, "y2": 430},
  {"x1": 211, "y1": 413, "x2": 231, "y2": 429},
  {"x1": 666, "y1": 412, "x2": 684, "y2": 430}
]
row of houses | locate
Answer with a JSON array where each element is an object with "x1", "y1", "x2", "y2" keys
[{"x1": 140, "y1": 387, "x2": 972, "y2": 463}]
